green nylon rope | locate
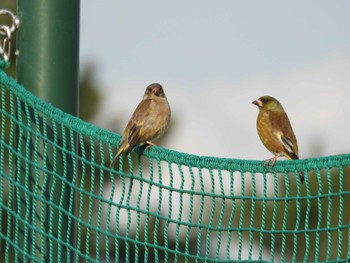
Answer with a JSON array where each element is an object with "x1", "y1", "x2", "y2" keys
[{"x1": 0, "y1": 60, "x2": 350, "y2": 262}]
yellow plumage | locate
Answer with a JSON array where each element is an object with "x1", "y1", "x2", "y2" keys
[{"x1": 252, "y1": 96, "x2": 304, "y2": 184}]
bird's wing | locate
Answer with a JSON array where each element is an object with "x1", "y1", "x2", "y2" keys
[
  {"x1": 280, "y1": 135, "x2": 299, "y2": 160},
  {"x1": 126, "y1": 99, "x2": 152, "y2": 147},
  {"x1": 269, "y1": 110, "x2": 299, "y2": 160},
  {"x1": 128, "y1": 121, "x2": 143, "y2": 147}
]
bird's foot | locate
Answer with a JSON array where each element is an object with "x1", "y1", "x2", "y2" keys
[
  {"x1": 264, "y1": 153, "x2": 281, "y2": 168},
  {"x1": 145, "y1": 141, "x2": 156, "y2": 151}
]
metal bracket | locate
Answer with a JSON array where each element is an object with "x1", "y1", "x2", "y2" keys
[{"x1": 0, "y1": 9, "x2": 20, "y2": 61}]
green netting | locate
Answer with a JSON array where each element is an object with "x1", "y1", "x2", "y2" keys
[{"x1": 0, "y1": 60, "x2": 350, "y2": 262}]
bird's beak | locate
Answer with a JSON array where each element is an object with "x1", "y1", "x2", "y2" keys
[
  {"x1": 252, "y1": 99, "x2": 262, "y2": 107},
  {"x1": 153, "y1": 88, "x2": 160, "y2": 96}
]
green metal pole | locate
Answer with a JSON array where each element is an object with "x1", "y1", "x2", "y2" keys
[{"x1": 16, "y1": 0, "x2": 79, "y2": 261}]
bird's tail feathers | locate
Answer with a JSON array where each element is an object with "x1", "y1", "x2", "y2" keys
[
  {"x1": 299, "y1": 171, "x2": 304, "y2": 184},
  {"x1": 285, "y1": 154, "x2": 304, "y2": 184},
  {"x1": 109, "y1": 141, "x2": 130, "y2": 169}
]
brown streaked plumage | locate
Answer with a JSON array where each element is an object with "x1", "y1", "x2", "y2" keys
[
  {"x1": 110, "y1": 83, "x2": 171, "y2": 168},
  {"x1": 252, "y1": 96, "x2": 304, "y2": 184}
]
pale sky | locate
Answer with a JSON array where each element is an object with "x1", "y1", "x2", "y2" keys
[{"x1": 80, "y1": 1, "x2": 350, "y2": 160}]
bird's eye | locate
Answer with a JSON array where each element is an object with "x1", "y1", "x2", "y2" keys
[{"x1": 261, "y1": 98, "x2": 268, "y2": 104}]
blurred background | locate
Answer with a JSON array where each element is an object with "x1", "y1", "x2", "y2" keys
[
  {"x1": 79, "y1": 1, "x2": 350, "y2": 160},
  {"x1": 3, "y1": 0, "x2": 350, "y2": 159}
]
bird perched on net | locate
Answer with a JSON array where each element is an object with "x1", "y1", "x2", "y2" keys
[
  {"x1": 109, "y1": 83, "x2": 171, "y2": 168},
  {"x1": 252, "y1": 96, "x2": 304, "y2": 184}
]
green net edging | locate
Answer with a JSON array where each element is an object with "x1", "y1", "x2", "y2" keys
[{"x1": 0, "y1": 61, "x2": 350, "y2": 263}]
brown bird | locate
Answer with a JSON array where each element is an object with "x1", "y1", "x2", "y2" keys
[
  {"x1": 110, "y1": 83, "x2": 171, "y2": 168},
  {"x1": 252, "y1": 96, "x2": 304, "y2": 184}
]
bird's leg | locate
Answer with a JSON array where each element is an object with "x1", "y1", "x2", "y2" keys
[
  {"x1": 145, "y1": 141, "x2": 156, "y2": 151},
  {"x1": 264, "y1": 153, "x2": 282, "y2": 168}
]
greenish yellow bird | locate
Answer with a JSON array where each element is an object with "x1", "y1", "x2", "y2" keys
[
  {"x1": 252, "y1": 96, "x2": 304, "y2": 184},
  {"x1": 110, "y1": 83, "x2": 171, "y2": 168}
]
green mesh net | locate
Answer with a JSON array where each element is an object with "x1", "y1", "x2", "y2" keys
[{"x1": 0, "y1": 60, "x2": 350, "y2": 262}]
